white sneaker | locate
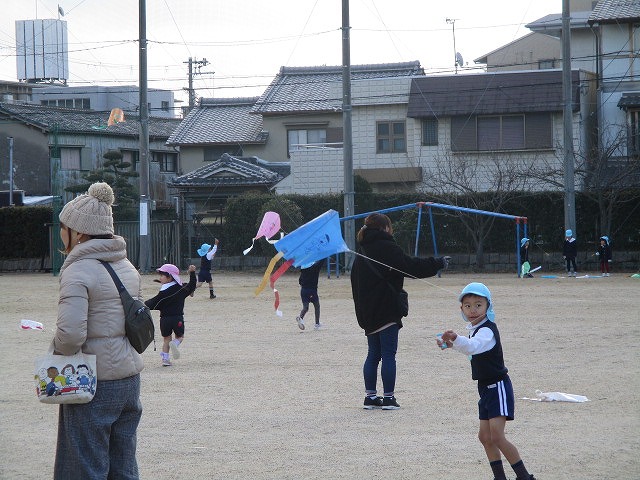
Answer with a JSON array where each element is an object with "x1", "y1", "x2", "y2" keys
[
  {"x1": 296, "y1": 316, "x2": 305, "y2": 330},
  {"x1": 162, "y1": 359, "x2": 172, "y2": 367},
  {"x1": 169, "y1": 340, "x2": 181, "y2": 359},
  {"x1": 314, "y1": 323, "x2": 323, "y2": 330}
]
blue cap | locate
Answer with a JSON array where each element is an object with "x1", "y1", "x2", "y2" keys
[
  {"x1": 565, "y1": 229, "x2": 573, "y2": 237},
  {"x1": 520, "y1": 237, "x2": 529, "y2": 247},
  {"x1": 600, "y1": 235, "x2": 609, "y2": 244},
  {"x1": 197, "y1": 243, "x2": 211, "y2": 257},
  {"x1": 459, "y1": 282, "x2": 495, "y2": 322}
]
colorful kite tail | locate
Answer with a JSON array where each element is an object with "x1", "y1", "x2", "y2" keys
[{"x1": 255, "y1": 251, "x2": 284, "y2": 296}]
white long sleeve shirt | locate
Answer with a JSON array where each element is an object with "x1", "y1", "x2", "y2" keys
[{"x1": 451, "y1": 318, "x2": 496, "y2": 356}]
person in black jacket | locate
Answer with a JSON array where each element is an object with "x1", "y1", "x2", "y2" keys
[
  {"x1": 146, "y1": 263, "x2": 197, "y2": 366},
  {"x1": 596, "y1": 235, "x2": 612, "y2": 276},
  {"x1": 438, "y1": 283, "x2": 535, "y2": 480},
  {"x1": 351, "y1": 213, "x2": 448, "y2": 410}
]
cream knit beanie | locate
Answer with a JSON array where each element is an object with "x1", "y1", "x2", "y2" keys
[{"x1": 59, "y1": 182, "x2": 115, "y2": 235}]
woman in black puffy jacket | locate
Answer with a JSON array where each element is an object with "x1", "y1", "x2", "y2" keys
[{"x1": 351, "y1": 213, "x2": 448, "y2": 410}]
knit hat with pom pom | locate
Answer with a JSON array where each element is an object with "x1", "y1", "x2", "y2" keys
[{"x1": 59, "y1": 182, "x2": 115, "y2": 235}]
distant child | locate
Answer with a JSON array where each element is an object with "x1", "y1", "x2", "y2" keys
[
  {"x1": 196, "y1": 239, "x2": 219, "y2": 298},
  {"x1": 296, "y1": 261, "x2": 322, "y2": 331},
  {"x1": 562, "y1": 229, "x2": 578, "y2": 277},
  {"x1": 437, "y1": 283, "x2": 535, "y2": 480},
  {"x1": 596, "y1": 235, "x2": 612, "y2": 276},
  {"x1": 145, "y1": 264, "x2": 197, "y2": 366},
  {"x1": 520, "y1": 238, "x2": 533, "y2": 278}
]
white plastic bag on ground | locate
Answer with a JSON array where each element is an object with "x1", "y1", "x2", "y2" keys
[{"x1": 521, "y1": 389, "x2": 589, "y2": 402}]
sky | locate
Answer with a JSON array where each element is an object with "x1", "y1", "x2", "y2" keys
[{"x1": 0, "y1": 0, "x2": 563, "y2": 107}]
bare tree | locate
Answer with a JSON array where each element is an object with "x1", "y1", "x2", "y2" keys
[
  {"x1": 421, "y1": 152, "x2": 544, "y2": 269},
  {"x1": 578, "y1": 124, "x2": 640, "y2": 237}
]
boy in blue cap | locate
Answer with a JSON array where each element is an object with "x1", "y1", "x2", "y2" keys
[
  {"x1": 195, "y1": 239, "x2": 219, "y2": 298},
  {"x1": 437, "y1": 283, "x2": 535, "y2": 480},
  {"x1": 520, "y1": 238, "x2": 533, "y2": 278},
  {"x1": 562, "y1": 229, "x2": 578, "y2": 277}
]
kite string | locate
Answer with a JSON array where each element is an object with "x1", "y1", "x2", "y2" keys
[{"x1": 350, "y1": 250, "x2": 459, "y2": 296}]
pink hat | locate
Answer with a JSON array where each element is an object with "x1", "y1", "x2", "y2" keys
[{"x1": 157, "y1": 264, "x2": 181, "y2": 285}]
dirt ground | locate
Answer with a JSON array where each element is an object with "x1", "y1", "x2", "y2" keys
[{"x1": 1, "y1": 269, "x2": 638, "y2": 479}]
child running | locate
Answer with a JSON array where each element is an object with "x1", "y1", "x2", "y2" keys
[
  {"x1": 145, "y1": 264, "x2": 196, "y2": 366},
  {"x1": 296, "y1": 261, "x2": 322, "y2": 331},
  {"x1": 437, "y1": 282, "x2": 535, "y2": 480},
  {"x1": 195, "y1": 239, "x2": 219, "y2": 298}
]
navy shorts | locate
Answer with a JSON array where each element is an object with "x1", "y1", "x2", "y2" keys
[
  {"x1": 300, "y1": 287, "x2": 319, "y2": 304},
  {"x1": 198, "y1": 270, "x2": 212, "y2": 283},
  {"x1": 160, "y1": 315, "x2": 185, "y2": 338},
  {"x1": 477, "y1": 376, "x2": 515, "y2": 421}
]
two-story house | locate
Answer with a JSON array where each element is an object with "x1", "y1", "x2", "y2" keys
[
  {"x1": 0, "y1": 102, "x2": 181, "y2": 205},
  {"x1": 527, "y1": 0, "x2": 640, "y2": 167}
]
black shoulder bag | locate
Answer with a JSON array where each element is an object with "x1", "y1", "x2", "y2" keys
[
  {"x1": 361, "y1": 252, "x2": 409, "y2": 317},
  {"x1": 100, "y1": 261, "x2": 155, "y2": 353}
]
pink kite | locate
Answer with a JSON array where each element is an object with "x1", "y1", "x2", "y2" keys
[{"x1": 243, "y1": 211, "x2": 282, "y2": 255}]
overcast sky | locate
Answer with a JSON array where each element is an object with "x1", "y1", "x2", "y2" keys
[{"x1": 0, "y1": 0, "x2": 562, "y2": 104}]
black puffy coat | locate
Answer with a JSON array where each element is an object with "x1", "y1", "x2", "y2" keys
[{"x1": 351, "y1": 228, "x2": 445, "y2": 335}]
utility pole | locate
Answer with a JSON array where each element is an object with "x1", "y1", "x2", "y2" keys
[
  {"x1": 139, "y1": 0, "x2": 151, "y2": 272},
  {"x1": 446, "y1": 18, "x2": 458, "y2": 74},
  {"x1": 342, "y1": 0, "x2": 355, "y2": 269},
  {"x1": 184, "y1": 57, "x2": 212, "y2": 111},
  {"x1": 7, "y1": 137, "x2": 13, "y2": 206},
  {"x1": 562, "y1": 0, "x2": 576, "y2": 235}
]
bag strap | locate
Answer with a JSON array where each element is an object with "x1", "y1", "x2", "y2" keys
[{"x1": 99, "y1": 260, "x2": 128, "y2": 297}]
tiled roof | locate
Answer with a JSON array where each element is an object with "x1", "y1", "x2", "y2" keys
[
  {"x1": 525, "y1": 11, "x2": 592, "y2": 36},
  {"x1": 0, "y1": 102, "x2": 180, "y2": 138},
  {"x1": 166, "y1": 97, "x2": 266, "y2": 146},
  {"x1": 252, "y1": 61, "x2": 424, "y2": 114},
  {"x1": 617, "y1": 92, "x2": 640, "y2": 109},
  {"x1": 589, "y1": 0, "x2": 640, "y2": 23},
  {"x1": 169, "y1": 153, "x2": 285, "y2": 188},
  {"x1": 407, "y1": 70, "x2": 581, "y2": 118}
]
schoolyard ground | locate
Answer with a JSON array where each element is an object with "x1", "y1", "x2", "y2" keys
[{"x1": 1, "y1": 270, "x2": 638, "y2": 479}]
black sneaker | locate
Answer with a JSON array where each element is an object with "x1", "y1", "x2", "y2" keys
[
  {"x1": 382, "y1": 396, "x2": 400, "y2": 410},
  {"x1": 363, "y1": 396, "x2": 383, "y2": 410}
]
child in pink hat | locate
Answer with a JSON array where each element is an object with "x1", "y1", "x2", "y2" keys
[{"x1": 145, "y1": 264, "x2": 196, "y2": 366}]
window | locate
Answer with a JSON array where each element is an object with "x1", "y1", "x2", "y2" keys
[
  {"x1": 60, "y1": 147, "x2": 81, "y2": 170},
  {"x1": 538, "y1": 59, "x2": 556, "y2": 70},
  {"x1": 376, "y1": 121, "x2": 406, "y2": 153},
  {"x1": 152, "y1": 152, "x2": 177, "y2": 172},
  {"x1": 422, "y1": 118, "x2": 438, "y2": 146},
  {"x1": 121, "y1": 150, "x2": 139, "y2": 171},
  {"x1": 204, "y1": 146, "x2": 242, "y2": 161},
  {"x1": 161, "y1": 101, "x2": 169, "y2": 111},
  {"x1": 287, "y1": 128, "x2": 327, "y2": 157},
  {"x1": 451, "y1": 113, "x2": 551, "y2": 151},
  {"x1": 629, "y1": 109, "x2": 640, "y2": 157},
  {"x1": 477, "y1": 115, "x2": 524, "y2": 150},
  {"x1": 40, "y1": 98, "x2": 90, "y2": 109}
]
